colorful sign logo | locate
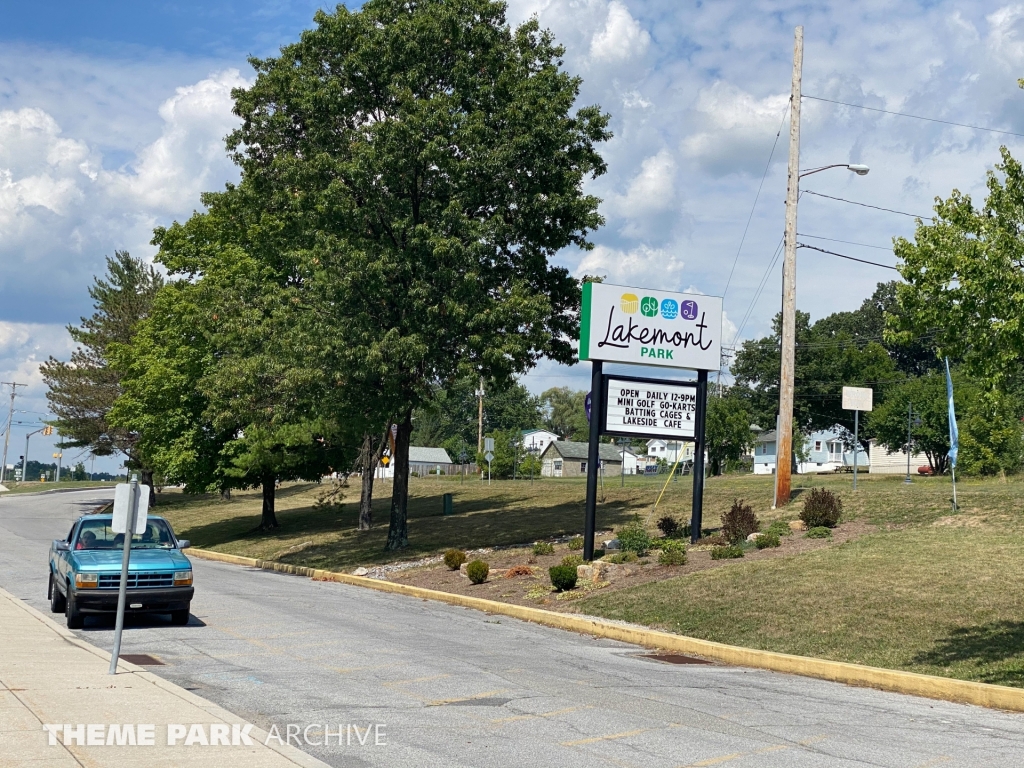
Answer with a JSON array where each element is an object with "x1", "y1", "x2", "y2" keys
[
  {"x1": 640, "y1": 296, "x2": 659, "y2": 317},
  {"x1": 680, "y1": 299, "x2": 699, "y2": 320},
  {"x1": 660, "y1": 299, "x2": 678, "y2": 320},
  {"x1": 620, "y1": 293, "x2": 639, "y2": 314}
]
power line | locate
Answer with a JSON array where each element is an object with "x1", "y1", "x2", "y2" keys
[
  {"x1": 797, "y1": 232, "x2": 893, "y2": 251},
  {"x1": 803, "y1": 94, "x2": 1024, "y2": 139},
  {"x1": 732, "y1": 235, "x2": 785, "y2": 345},
  {"x1": 722, "y1": 104, "x2": 790, "y2": 302},
  {"x1": 798, "y1": 242, "x2": 900, "y2": 271},
  {"x1": 802, "y1": 189, "x2": 929, "y2": 219}
]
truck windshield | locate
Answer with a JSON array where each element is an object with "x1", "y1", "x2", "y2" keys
[{"x1": 74, "y1": 519, "x2": 176, "y2": 550}]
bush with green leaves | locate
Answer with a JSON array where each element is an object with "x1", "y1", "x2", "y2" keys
[
  {"x1": 605, "y1": 551, "x2": 638, "y2": 564},
  {"x1": 561, "y1": 554, "x2": 583, "y2": 568},
  {"x1": 443, "y1": 549, "x2": 467, "y2": 570},
  {"x1": 805, "y1": 526, "x2": 833, "y2": 539},
  {"x1": 710, "y1": 545, "x2": 745, "y2": 560},
  {"x1": 567, "y1": 535, "x2": 584, "y2": 551},
  {"x1": 658, "y1": 539, "x2": 687, "y2": 566},
  {"x1": 466, "y1": 560, "x2": 489, "y2": 584},
  {"x1": 617, "y1": 516, "x2": 653, "y2": 556},
  {"x1": 765, "y1": 520, "x2": 791, "y2": 537},
  {"x1": 532, "y1": 541, "x2": 554, "y2": 556},
  {"x1": 722, "y1": 499, "x2": 760, "y2": 544},
  {"x1": 549, "y1": 564, "x2": 578, "y2": 591},
  {"x1": 656, "y1": 516, "x2": 681, "y2": 538},
  {"x1": 800, "y1": 487, "x2": 843, "y2": 528},
  {"x1": 755, "y1": 531, "x2": 781, "y2": 549}
]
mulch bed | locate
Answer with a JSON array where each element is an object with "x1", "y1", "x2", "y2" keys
[{"x1": 383, "y1": 520, "x2": 875, "y2": 613}]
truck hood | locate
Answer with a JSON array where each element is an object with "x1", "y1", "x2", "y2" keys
[{"x1": 71, "y1": 549, "x2": 191, "y2": 573}]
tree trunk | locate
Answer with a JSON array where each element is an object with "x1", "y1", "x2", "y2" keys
[
  {"x1": 385, "y1": 411, "x2": 413, "y2": 551},
  {"x1": 359, "y1": 434, "x2": 375, "y2": 530},
  {"x1": 260, "y1": 473, "x2": 279, "y2": 530},
  {"x1": 220, "y1": 487, "x2": 232, "y2": 501},
  {"x1": 140, "y1": 468, "x2": 156, "y2": 506}
]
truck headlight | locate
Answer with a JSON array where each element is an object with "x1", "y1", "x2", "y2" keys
[
  {"x1": 75, "y1": 573, "x2": 99, "y2": 588},
  {"x1": 173, "y1": 570, "x2": 193, "y2": 586}
]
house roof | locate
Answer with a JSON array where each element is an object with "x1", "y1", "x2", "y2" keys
[
  {"x1": 522, "y1": 428, "x2": 558, "y2": 437},
  {"x1": 542, "y1": 440, "x2": 624, "y2": 462},
  {"x1": 409, "y1": 447, "x2": 453, "y2": 464},
  {"x1": 756, "y1": 430, "x2": 777, "y2": 443}
]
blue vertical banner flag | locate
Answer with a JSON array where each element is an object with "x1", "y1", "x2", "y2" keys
[{"x1": 945, "y1": 358, "x2": 958, "y2": 468}]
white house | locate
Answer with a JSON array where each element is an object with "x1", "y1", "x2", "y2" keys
[
  {"x1": 522, "y1": 428, "x2": 559, "y2": 455},
  {"x1": 376, "y1": 447, "x2": 455, "y2": 478},
  {"x1": 645, "y1": 439, "x2": 695, "y2": 464},
  {"x1": 868, "y1": 439, "x2": 930, "y2": 474}
]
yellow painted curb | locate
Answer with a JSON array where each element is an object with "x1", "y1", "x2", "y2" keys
[{"x1": 187, "y1": 547, "x2": 1024, "y2": 713}]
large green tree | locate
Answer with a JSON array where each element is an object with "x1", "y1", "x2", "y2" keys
[
  {"x1": 189, "y1": 0, "x2": 609, "y2": 549},
  {"x1": 704, "y1": 394, "x2": 754, "y2": 476},
  {"x1": 41, "y1": 252, "x2": 163, "y2": 499},
  {"x1": 890, "y1": 147, "x2": 1024, "y2": 385},
  {"x1": 541, "y1": 387, "x2": 590, "y2": 441}
]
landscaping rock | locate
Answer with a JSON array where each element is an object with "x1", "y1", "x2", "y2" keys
[
  {"x1": 352, "y1": 567, "x2": 369, "y2": 576},
  {"x1": 577, "y1": 564, "x2": 600, "y2": 582},
  {"x1": 788, "y1": 520, "x2": 806, "y2": 532},
  {"x1": 746, "y1": 532, "x2": 761, "y2": 542},
  {"x1": 459, "y1": 563, "x2": 468, "y2": 577},
  {"x1": 603, "y1": 538, "x2": 621, "y2": 550}
]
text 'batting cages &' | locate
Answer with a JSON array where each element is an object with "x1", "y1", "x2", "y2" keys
[{"x1": 579, "y1": 283, "x2": 722, "y2": 372}]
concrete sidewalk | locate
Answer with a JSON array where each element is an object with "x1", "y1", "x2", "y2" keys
[{"x1": 0, "y1": 587, "x2": 328, "y2": 768}]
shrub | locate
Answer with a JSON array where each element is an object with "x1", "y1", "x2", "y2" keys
[
  {"x1": 443, "y1": 549, "x2": 467, "y2": 570},
  {"x1": 755, "y1": 531, "x2": 781, "y2": 549},
  {"x1": 532, "y1": 541, "x2": 555, "y2": 556},
  {"x1": 805, "y1": 526, "x2": 832, "y2": 539},
  {"x1": 800, "y1": 487, "x2": 843, "y2": 528},
  {"x1": 561, "y1": 554, "x2": 583, "y2": 569},
  {"x1": 766, "y1": 520, "x2": 792, "y2": 537},
  {"x1": 549, "y1": 564, "x2": 579, "y2": 591},
  {"x1": 466, "y1": 560, "x2": 489, "y2": 584},
  {"x1": 656, "y1": 516, "x2": 680, "y2": 538},
  {"x1": 617, "y1": 516, "x2": 653, "y2": 556},
  {"x1": 504, "y1": 564, "x2": 534, "y2": 578},
  {"x1": 722, "y1": 499, "x2": 760, "y2": 544},
  {"x1": 606, "y1": 551, "x2": 638, "y2": 564},
  {"x1": 710, "y1": 545, "x2": 745, "y2": 560},
  {"x1": 567, "y1": 536, "x2": 584, "y2": 551},
  {"x1": 658, "y1": 540, "x2": 687, "y2": 566}
]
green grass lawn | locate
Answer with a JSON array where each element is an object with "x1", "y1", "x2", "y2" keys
[
  {"x1": 152, "y1": 470, "x2": 1024, "y2": 686},
  {"x1": 0, "y1": 480, "x2": 118, "y2": 495}
]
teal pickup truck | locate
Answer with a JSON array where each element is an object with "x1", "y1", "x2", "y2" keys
[{"x1": 48, "y1": 512, "x2": 194, "y2": 629}]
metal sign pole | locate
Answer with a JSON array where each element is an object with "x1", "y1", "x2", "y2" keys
[
  {"x1": 108, "y1": 477, "x2": 138, "y2": 675},
  {"x1": 853, "y1": 409, "x2": 859, "y2": 490},
  {"x1": 689, "y1": 371, "x2": 709, "y2": 543},
  {"x1": 583, "y1": 361, "x2": 603, "y2": 562}
]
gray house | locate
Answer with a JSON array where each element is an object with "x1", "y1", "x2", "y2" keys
[
  {"x1": 540, "y1": 441, "x2": 623, "y2": 477},
  {"x1": 377, "y1": 447, "x2": 455, "y2": 478}
]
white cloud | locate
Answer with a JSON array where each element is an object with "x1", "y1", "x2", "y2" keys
[
  {"x1": 575, "y1": 243, "x2": 684, "y2": 289},
  {"x1": 610, "y1": 149, "x2": 676, "y2": 217},
  {"x1": 590, "y1": 1, "x2": 650, "y2": 63}
]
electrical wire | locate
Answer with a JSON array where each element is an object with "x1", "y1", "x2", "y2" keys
[
  {"x1": 797, "y1": 233, "x2": 894, "y2": 251},
  {"x1": 731, "y1": 235, "x2": 785, "y2": 345},
  {"x1": 802, "y1": 190, "x2": 929, "y2": 219},
  {"x1": 722, "y1": 104, "x2": 790, "y2": 302},
  {"x1": 803, "y1": 95, "x2": 1024, "y2": 139},
  {"x1": 798, "y1": 242, "x2": 900, "y2": 271}
]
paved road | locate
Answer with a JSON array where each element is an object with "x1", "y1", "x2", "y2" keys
[{"x1": 3, "y1": 489, "x2": 1024, "y2": 767}]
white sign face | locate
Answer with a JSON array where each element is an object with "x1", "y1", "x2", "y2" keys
[
  {"x1": 603, "y1": 378, "x2": 697, "y2": 438},
  {"x1": 112, "y1": 482, "x2": 149, "y2": 535},
  {"x1": 484, "y1": 451, "x2": 494, "y2": 463},
  {"x1": 484, "y1": 437, "x2": 494, "y2": 452},
  {"x1": 580, "y1": 282, "x2": 723, "y2": 371},
  {"x1": 842, "y1": 386, "x2": 874, "y2": 412}
]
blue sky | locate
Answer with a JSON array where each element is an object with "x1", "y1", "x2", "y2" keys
[{"x1": 2, "y1": 0, "x2": 1024, "y2": 473}]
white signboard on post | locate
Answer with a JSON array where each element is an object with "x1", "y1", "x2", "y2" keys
[
  {"x1": 842, "y1": 386, "x2": 873, "y2": 412},
  {"x1": 602, "y1": 378, "x2": 697, "y2": 439},
  {"x1": 580, "y1": 282, "x2": 722, "y2": 371},
  {"x1": 112, "y1": 482, "x2": 149, "y2": 535}
]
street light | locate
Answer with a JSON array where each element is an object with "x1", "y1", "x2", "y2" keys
[{"x1": 775, "y1": 27, "x2": 871, "y2": 509}]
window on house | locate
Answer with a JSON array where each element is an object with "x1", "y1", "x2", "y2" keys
[
  {"x1": 580, "y1": 462, "x2": 587, "y2": 472},
  {"x1": 553, "y1": 460, "x2": 562, "y2": 470},
  {"x1": 814, "y1": 441, "x2": 822, "y2": 452}
]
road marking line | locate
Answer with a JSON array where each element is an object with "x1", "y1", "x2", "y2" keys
[
  {"x1": 491, "y1": 705, "x2": 587, "y2": 723},
  {"x1": 681, "y1": 744, "x2": 789, "y2": 767},
  {"x1": 561, "y1": 728, "x2": 650, "y2": 746},
  {"x1": 427, "y1": 689, "x2": 509, "y2": 706}
]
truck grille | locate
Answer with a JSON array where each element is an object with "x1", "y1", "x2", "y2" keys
[{"x1": 98, "y1": 572, "x2": 173, "y2": 589}]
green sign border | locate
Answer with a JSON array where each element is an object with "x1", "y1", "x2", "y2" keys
[{"x1": 579, "y1": 281, "x2": 593, "y2": 360}]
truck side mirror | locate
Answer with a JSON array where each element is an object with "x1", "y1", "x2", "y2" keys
[
  {"x1": 177, "y1": 540, "x2": 191, "y2": 549},
  {"x1": 53, "y1": 540, "x2": 70, "y2": 552}
]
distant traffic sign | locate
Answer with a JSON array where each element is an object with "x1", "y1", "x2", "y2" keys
[{"x1": 484, "y1": 451, "x2": 494, "y2": 463}]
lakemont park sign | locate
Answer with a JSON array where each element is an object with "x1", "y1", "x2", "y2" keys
[{"x1": 577, "y1": 282, "x2": 724, "y2": 559}]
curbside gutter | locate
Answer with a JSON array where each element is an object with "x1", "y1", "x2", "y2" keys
[{"x1": 187, "y1": 547, "x2": 1024, "y2": 713}]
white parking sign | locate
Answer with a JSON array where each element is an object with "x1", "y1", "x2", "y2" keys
[{"x1": 112, "y1": 482, "x2": 149, "y2": 534}]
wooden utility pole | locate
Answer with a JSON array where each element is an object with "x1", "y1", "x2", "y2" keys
[
  {"x1": 775, "y1": 26, "x2": 803, "y2": 508},
  {"x1": 0, "y1": 382, "x2": 26, "y2": 484}
]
